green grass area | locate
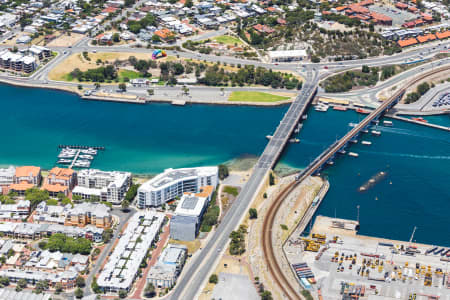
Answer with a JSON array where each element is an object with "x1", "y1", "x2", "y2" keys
[
  {"x1": 228, "y1": 91, "x2": 290, "y2": 103},
  {"x1": 213, "y1": 35, "x2": 243, "y2": 45},
  {"x1": 118, "y1": 69, "x2": 143, "y2": 81},
  {"x1": 223, "y1": 186, "x2": 239, "y2": 197}
]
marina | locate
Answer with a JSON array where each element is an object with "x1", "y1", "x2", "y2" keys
[{"x1": 56, "y1": 146, "x2": 102, "y2": 169}]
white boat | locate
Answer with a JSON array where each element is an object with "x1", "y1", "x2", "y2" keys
[
  {"x1": 302, "y1": 115, "x2": 308, "y2": 120},
  {"x1": 289, "y1": 138, "x2": 300, "y2": 143},
  {"x1": 315, "y1": 104, "x2": 329, "y2": 112},
  {"x1": 266, "y1": 135, "x2": 273, "y2": 140},
  {"x1": 80, "y1": 148, "x2": 97, "y2": 155},
  {"x1": 58, "y1": 153, "x2": 75, "y2": 158},
  {"x1": 349, "y1": 122, "x2": 358, "y2": 128},
  {"x1": 79, "y1": 155, "x2": 94, "y2": 160},
  {"x1": 338, "y1": 149, "x2": 346, "y2": 155},
  {"x1": 327, "y1": 161, "x2": 334, "y2": 165},
  {"x1": 361, "y1": 141, "x2": 372, "y2": 145},
  {"x1": 348, "y1": 152, "x2": 359, "y2": 157},
  {"x1": 361, "y1": 128, "x2": 369, "y2": 134},
  {"x1": 371, "y1": 130, "x2": 381, "y2": 136},
  {"x1": 350, "y1": 139, "x2": 358, "y2": 144},
  {"x1": 383, "y1": 120, "x2": 393, "y2": 126},
  {"x1": 57, "y1": 159, "x2": 72, "y2": 164}
]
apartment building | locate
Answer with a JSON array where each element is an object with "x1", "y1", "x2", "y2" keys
[
  {"x1": 72, "y1": 169, "x2": 131, "y2": 204},
  {"x1": 64, "y1": 202, "x2": 112, "y2": 229},
  {"x1": 147, "y1": 244, "x2": 187, "y2": 288},
  {"x1": 0, "y1": 50, "x2": 37, "y2": 73},
  {"x1": 0, "y1": 166, "x2": 15, "y2": 193},
  {"x1": 0, "y1": 200, "x2": 30, "y2": 221},
  {"x1": 137, "y1": 166, "x2": 218, "y2": 208},
  {"x1": 9, "y1": 166, "x2": 41, "y2": 195},
  {"x1": 42, "y1": 167, "x2": 76, "y2": 197},
  {"x1": 170, "y1": 185, "x2": 213, "y2": 241}
]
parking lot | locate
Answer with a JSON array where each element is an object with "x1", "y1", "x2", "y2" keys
[
  {"x1": 285, "y1": 226, "x2": 450, "y2": 299},
  {"x1": 369, "y1": 5, "x2": 417, "y2": 26}
]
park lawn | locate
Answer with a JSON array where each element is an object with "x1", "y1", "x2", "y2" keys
[
  {"x1": 228, "y1": 91, "x2": 290, "y2": 103},
  {"x1": 118, "y1": 69, "x2": 142, "y2": 81},
  {"x1": 213, "y1": 35, "x2": 243, "y2": 45}
]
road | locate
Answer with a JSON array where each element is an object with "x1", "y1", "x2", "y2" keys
[
  {"x1": 169, "y1": 69, "x2": 319, "y2": 300},
  {"x1": 83, "y1": 207, "x2": 137, "y2": 297}
]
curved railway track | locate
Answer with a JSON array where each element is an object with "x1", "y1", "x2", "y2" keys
[{"x1": 260, "y1": 63, "x2": 450, "y2": 300}]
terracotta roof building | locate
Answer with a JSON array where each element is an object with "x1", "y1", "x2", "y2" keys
[
  {"x1": 10, "y1": 166, "x2": 41, "y2": 195},
  {"x1": 398, "y1": 38, "x2": 418, "y2": 47},
  {"x1": 42, "y1": 167, "x2": 76, "y2": 197}
]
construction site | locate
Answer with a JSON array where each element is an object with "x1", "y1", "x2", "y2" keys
[{"x1": 284, "y1": 216, "x2": 450, "y2": 300}]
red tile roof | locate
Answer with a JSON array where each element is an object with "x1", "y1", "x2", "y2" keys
[{"x1": 398, "y1": 38, "x2": 418, "y2": 47}]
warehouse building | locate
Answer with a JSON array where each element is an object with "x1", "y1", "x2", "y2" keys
[{"x1": 268, "y1": 49, "x2": 308, "y2": 63}]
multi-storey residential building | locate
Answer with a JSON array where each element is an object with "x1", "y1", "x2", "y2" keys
[
  {"x1": 0, "y1": 166, "x2": 15, "y2": 193},
  {"x1": 0, "y1": 50, "x2": 37, "y2": 73},
  {"x1": 0, "y1": 200, "x2": 30, "y2": 221},
  {"x1": 97, "y1": 211, "x2": 164, "y2": 293},
  {"x1": 42, "y1": 167, "x2": 76, "y2": 197},
  {"x1": 72, "y1": 169, "x2": 131, "y2": 204},
  {"x1": 137, "y1": 167, "x2": 218, "y2": 208},
  {"x1": 64, "y1": 202, "x2": 112, "y2": 229},
  {"x1": 170, "y1": 185, "x2": 214, "y2": 241},
  {"x1": 147, "y1": 244, "x2": 187, "y2": 288},
  {"x1": 9, "y1": 166, "x2": 41, "y2": 195}
]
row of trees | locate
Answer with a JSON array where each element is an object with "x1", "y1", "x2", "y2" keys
[
  {"x1": 200, "y1": 188, "x2": 220, "y2": 232},
  {"x1": 70, "y1": 65, "x2": 117, "y2": 82},
  {"x1": 404, "y1": 82, "x2": 431, "y2": 104},
  {"x1": 229, "y1": 224, "x2": 247, "y2": 255},
  {"x1": 322, "y1": 65, "x2": 381, "y2": 93},
  {"x1": 39, "y1": 233, "x2": 92, "y2": 255}
]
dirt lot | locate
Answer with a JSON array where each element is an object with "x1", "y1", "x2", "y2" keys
[
  {"x1": 48, "y1": 52, "x2": 162, "y2": 81},
  {"x1": 47, "y1": 33, "x2": 85, "y2": 47}
]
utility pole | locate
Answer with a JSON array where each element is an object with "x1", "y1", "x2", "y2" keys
[{"x1": 357, "y1": 205, "x2": 360, "y2": 223}]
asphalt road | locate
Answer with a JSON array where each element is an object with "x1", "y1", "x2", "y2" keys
[{"x1": 83, "y1": 207, "x2": 137, "y2": 297}]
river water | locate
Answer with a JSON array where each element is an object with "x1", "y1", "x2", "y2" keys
[{"x1": 1, "y1": 84, "x2": 449, "y2": 245}]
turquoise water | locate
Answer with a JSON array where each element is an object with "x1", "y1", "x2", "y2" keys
[
  {"x1": 1, "y1": 84, "x2": 449, "y2": 246},
  {"x1": 282, "y1": 109, "x2": 450, "y2": 246},
  {"x1": 0, "y1": 84, "x2": 286, "y2": 173}
]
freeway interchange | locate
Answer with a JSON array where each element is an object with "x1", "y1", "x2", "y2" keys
[{"x1": 0, "y1": 38, "x2": 449, "y2": 300}]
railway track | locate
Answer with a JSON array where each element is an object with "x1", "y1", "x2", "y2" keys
[{"x1": 260, "y1": 63, "x2": 450, "y2": 300}]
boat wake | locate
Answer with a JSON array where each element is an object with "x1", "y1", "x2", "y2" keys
[
  {"x1": 358, "y1": 150, "x2": 450, "y2": 160},
  {"x1": 374, "y1": 126, "x2": 450, "y2": 144}
]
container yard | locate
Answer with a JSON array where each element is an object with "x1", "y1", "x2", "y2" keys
[{"x1": 284, "y1": 216, "x2": 450, "y2": 300}]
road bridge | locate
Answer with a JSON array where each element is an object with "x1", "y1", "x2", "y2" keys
[{"x1": 170, "y1": 69, "x2": 319, "y2": 300}]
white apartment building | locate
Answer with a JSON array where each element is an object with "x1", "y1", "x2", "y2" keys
[
  {"x1": 72, "y1": 169, "x2": 131, "y2": 205},
  {"x1": 0, "y1": 166, "x2": 15, "y2": 186},
  {"x1": 137, "y1": 167, "x2": 218, "y2": 208}
]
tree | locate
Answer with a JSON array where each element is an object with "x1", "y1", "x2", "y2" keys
[
  {"x1": 102, "y1": 228, "x2": 114, "y2": 243},
  {"x1": 269, "y1": 173, "x2": 275, "y2": 186},
  {"x1": 72, "y1": 195, "x2": 83, "y2": 202},
  {"x1": 119, "y1": 289, "x2": 128, "y2": 298},
  {"x1": 118, "y1": 83, "x2": 127, "y2": 92},
  {"x1": 417, "y1": 82, "x2": 430, "y2": 95},
  {"x1": 121, "y1": 200, "x2": 130, "y2": 211},
  {"x1": 311, "y1": 55, "x2": 320, "y2": 63},
  {"x1": 362, "y1": 65, "x2": 370, "y2": 73},
  {"x1": 94, "y1": 82, "x2": 100, "y2": 90},
  {"x1": 147, "y1": 89, "x2": 154, "y2": 96},
  {"x1": 249, "y1": 208, "x2": 258, "y2": 219},
  {"x1": 112, "y1": 33, "x2": 120, "y2": 43},
  {"x1": 55, "y1": 283, "x2": 63, "y2": 294},
  {"x1": 152, "y1": 34, "x2": 161, "y2": 43},
  {"x1": 75, "y1": 287, "x2": 83, "y2": 299},
  {"x1": 91, "y1": 277, "x2": 101, "y2": 294},
  {"x1": 218, "y1": 164, "x2": 229, "y2": 180},
  {"x1": 17, "y1": 279, "x2": 27, "y2": 289},
  {"x1": 209, "y1": 274, "x2": 218, "y2": 284},
  {"x1": 144, "y1": 282, "x2": 156, "y2": 297},
  {"x1": 184, "y1": 0, "x2": 193, "y2": 7},
  {"x1": 261, "y1": 290, "x2": 273, "y2": 300},
  {"x1": 0, "y1": 276, "x2": 9, "y2": 287},
  {"x1": 76, "y1": 276, "x2": 85, "y2": 288}
]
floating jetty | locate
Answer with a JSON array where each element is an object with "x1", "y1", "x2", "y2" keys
[
  {"x1": 58, "y1": 145, "x2": 105, "y2": 150},
  {"x1": 358, "y1": 171, "x2": 387, "y2": 192},
  {"x1": 56, "y1": 145, "x2": 103, "y2": 169}
]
